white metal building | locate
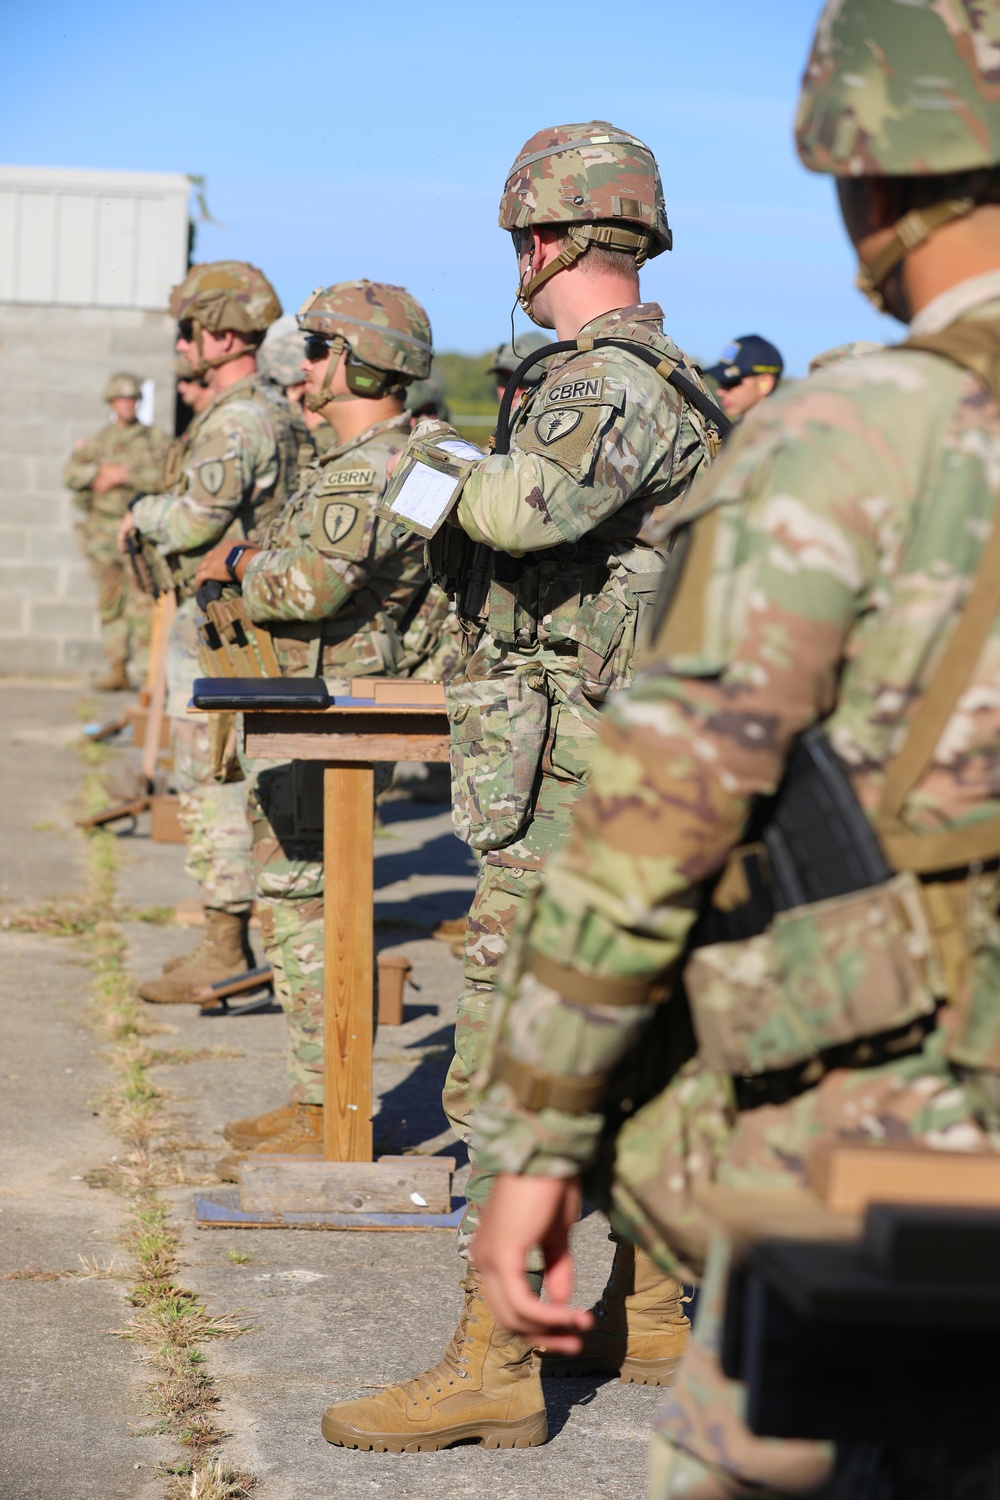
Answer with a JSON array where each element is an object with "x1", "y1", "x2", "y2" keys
[{"x1": 0, "y1": 165, "x2": 190, "y2": 677}]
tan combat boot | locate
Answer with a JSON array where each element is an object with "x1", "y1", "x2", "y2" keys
[
  {"x1": 162, "y1": 928, "x2": 210, "y2": 975},
  {"x1": 138, "y1": 909, "x2": 252, "y2": 1004},
  {"x1": 321, "y1": 1272, "x2": 547, "y2": 1452},
  {"x1": 216, "y1": 1103, "x2": 323, "y2": 1181},
  {"x1": 94, "y1": 660, "x2": 130, "y2": 692},
  {"x1": 223, "y1": 1102, "x2": 297, "y2": 1149},
  {"x1": 540, "y1": 1237, "x2": 690, "y2": 1386}
]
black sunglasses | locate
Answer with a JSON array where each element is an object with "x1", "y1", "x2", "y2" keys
[
  {"x1": 303, "y1": 336, "x2": 332, "y2": 362},
  {"x1": 177, "y1": 320, "x2": 195, "y2": 342}
]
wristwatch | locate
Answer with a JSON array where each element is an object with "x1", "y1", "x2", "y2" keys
[{"x1": 225, "y1": 543, "x2": 252, "y2": 583}]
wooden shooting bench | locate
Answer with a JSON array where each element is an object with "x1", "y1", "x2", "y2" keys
[{"x1": 194, "y1": 677, "x2": 461, "y2": 1232}]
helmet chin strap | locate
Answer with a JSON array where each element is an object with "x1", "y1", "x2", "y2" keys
[
  {"x1": 515, "y1": 223, "x2": 651, "y2": 323},
  {"x1": 304, "y1": 336, "x2": 355, "y2": 413},
  {"x1": 855, "y1": 197, "x2": 975, "y2": 313}
]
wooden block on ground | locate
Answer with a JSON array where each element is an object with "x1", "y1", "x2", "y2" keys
[
  {"x1": 238, "y1": 1154, "x2": 455, "y2": 1216},
  {"x1": 377, "y1": 954, "x2": 411, "y2": 1026},
  {"x1": 808, "y1": 1143, "x2": 1000, "y2": 1215},
  {"x1": 150, "y1": 793, "x2": 185, "y2": 843}
]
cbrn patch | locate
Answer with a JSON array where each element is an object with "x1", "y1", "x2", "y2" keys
[
  {"x1": 545, "y1": 375, "x2": 605, "y2": 404},
  {"x1": 318, "y1": 466, "x2": 377, "y2": 494}
]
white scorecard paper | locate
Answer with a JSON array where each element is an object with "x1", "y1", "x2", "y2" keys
[
  {"x1": 391, "y1": 462, "x2": 462, "y2": 530},
  {"x1": 386, "y1": 437, "x2": 485, "y2": 534}
]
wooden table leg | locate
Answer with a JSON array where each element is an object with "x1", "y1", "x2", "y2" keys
[{"x1": 323, "y1": 761, "x2": 374, "y2": 1162}]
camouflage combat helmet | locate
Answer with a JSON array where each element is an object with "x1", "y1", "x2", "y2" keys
[
  {"x1": 103, "y1": 372, "x2": 142, "y2": 402},
  {"x1": 796, "y1": 0, "x2": 1000, "y2": 310},
  {"x1": 404, "y1": 376, "x2": 450, "y2": 421},
  {"x1": 258, "y1": 330, "x2": 307, "y2": 390},
  {"x1": 296, "y1": 280, "x2": 433, "y2": 411},
  {"x1": 487, "y1": 332, "x2": 551, "y2": 384},
  {"x1": 499, "y1": 121, "x2": 671, "y2": 319},
  {"x1": 171, "y1": 260, "x2": 281, "y2": 374}
]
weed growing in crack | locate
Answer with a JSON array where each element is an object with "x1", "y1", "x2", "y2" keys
[{"x1": 72, "y1": 782, "x2": 255, "y2": 1490}]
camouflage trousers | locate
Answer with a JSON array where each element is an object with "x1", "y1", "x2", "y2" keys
[
  {"x1": 171, "y1": 716, "x2": 254, "y2": 915},
  {"x1": 246, "y1": 759, "x2": 325, "y2": 1107},
  {"x1": 244, "y1": 757, "x2": 391, "y2": 1106},
  {"x1": 643, "y1": 1031, "x2": 998, "y2": 1498},
  {"x1": 444, "y1": 699, "x2": 600, "y2": 1256},
  {"x1": 77, "y1": 517, "x2": 152, "y2": 675}
]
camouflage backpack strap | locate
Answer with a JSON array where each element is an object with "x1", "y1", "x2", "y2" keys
[
  {"x1": 874, "y1": 329, "x2": 1000, "y2": 871},
  {"x1": 492, "y1": 337, "x2": 731, "y2": 456}
]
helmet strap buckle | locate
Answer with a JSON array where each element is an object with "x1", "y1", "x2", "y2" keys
[{"x1": 857, "y1": 197, "x2": 976, "y2": 313}]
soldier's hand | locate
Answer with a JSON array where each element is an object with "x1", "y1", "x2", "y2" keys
[
  {"x1": 116, "y1": 511, "x2": 138, "y2": 554},
  {"x1": 93, "y1": 462, "x2": 130, "y2": 494},
  {"x1": 473, "y1": 1173, "x2": 592, "y2": 1353},
  {"x1": 194, "y1": 542, "x2": 257, "y2": 586}
]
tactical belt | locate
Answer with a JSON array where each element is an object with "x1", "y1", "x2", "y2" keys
[
  {"x1": 528, "y1": 949, "x2": 662, "y2": 1007},
  {"x1": 731, "y1": 1010, "x2": 939, "y2": 1113},
  {"x1": 492, "y1": 1045, "x2": 608, "y2": 1114}
]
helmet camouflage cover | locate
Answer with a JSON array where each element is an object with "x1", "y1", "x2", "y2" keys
[
  {"x1": 258, "y1": 330, "x2": 307, "y2": 389},
  {"x1": 499, "y1": 120, "x2": 671, "y2": 256},
  {"x1": 296, "y1": 280, "x2": 433, "y2": 380},
  {"x1": 488, "y1": 331, "x2": 552, "y2": 379},
  {"x1": 103, "y1": 372, "x2": 142, "y2": 401},
  {"x1": 796, "y1": 0, "x2": 1000, "y2": 177},
  {"x1": 170, "y1": 260, "x2": 282, "y2": 337}
]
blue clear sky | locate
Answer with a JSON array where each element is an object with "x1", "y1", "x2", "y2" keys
[{"x1": 2, "y1": 1, "x2": 902, "y2": 374}]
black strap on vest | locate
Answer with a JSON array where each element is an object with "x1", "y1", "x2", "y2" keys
[{"x1": 494, "y1": 337, "x2": 732, "y2": 455}]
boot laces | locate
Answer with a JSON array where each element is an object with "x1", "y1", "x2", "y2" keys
[{"x1": 404, "y1": 1280, "x2": 479, "y2": 1404}]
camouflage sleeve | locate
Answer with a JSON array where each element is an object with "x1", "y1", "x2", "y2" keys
[
  {"x1": 131, "y1": 404, "x2": 276, "y2": 554},
  {"x1": 127, "y1": 426, "x2": 171, "y2": 495},
  {"x1": 243, "y1": 494, "x2": 396, "y2": 624},
  {"x1": 455, "y1": 352, "x2": 707, "y2": 555},
  {"x1": 472, "y1": 388, "x2": 891, "y2": 1177},
  {"x1": 63, "y1": 437, "x2": 100, "y2": 491}
]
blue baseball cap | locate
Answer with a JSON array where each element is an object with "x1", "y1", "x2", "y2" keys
[{"x1": 705, "y1": 334, "x2": 784, "y2": 389}]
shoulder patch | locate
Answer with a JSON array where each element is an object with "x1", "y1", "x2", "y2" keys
[
  {"x1": 197, "y1": 459, "x2": 227, "y2": 496},
  {"x1": 545, "y1": 374, "x2": 605, "y2": 405},
  {"x1": 535, "y1": 408, "x2": 583, "y2": 445},
  {"x1": 319, "y1": 465, "x2": 378, "y2": 494},
  {"x1": 311, "y1": 495, "x2": 373, "y2": 560}
]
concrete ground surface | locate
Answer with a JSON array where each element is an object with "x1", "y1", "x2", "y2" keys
[{"x1": 0, "y1": 682, "x2": 663, "y2": 1500}]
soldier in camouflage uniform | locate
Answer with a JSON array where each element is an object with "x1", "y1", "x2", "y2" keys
[
  {"x1": 174, "y1": 351, "x2": 212, "y2": 417},
  {"x1": 486, "y1": 331, "x2": 550, "y2": 403},
  {"x1": 259, "y1": 328, "x2": 338, "y2": 456},
  {"x1": 121, "y1": 261, "x2": 304, "y2": 1004},
  {"x1": 471, "y1": 6, "x2": 1000, "y2": 1495},
  {"x1": 64, "y1": 373, "x2": 169, "y2": 690},
  {"x1": 191, "y1": 281, "x2": 435, "y2": 1163},
  {"x1": 320, "y1": 122, "x2": 721, "y2": 1456}
]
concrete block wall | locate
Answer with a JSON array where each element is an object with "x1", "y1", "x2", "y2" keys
[{"x1": 0, "y1": 303, "x2": 176, "y2": 676}]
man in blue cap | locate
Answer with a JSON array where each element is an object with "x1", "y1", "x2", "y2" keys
[{"x1": 704, "y1": 332, "x2": 783, "y2": 420}]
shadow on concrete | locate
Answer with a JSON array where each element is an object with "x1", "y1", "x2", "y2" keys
[
  {"x1": 374, "y1": 830, "x2": 477, "y2": 889},
  {"x1": 372, "y1": 1021, "x2": 458, "y2": 1158}
]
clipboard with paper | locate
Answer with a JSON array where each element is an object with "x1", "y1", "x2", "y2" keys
[{"x1": 378, "y1": 435, "x2": 485, "y2": 539}]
